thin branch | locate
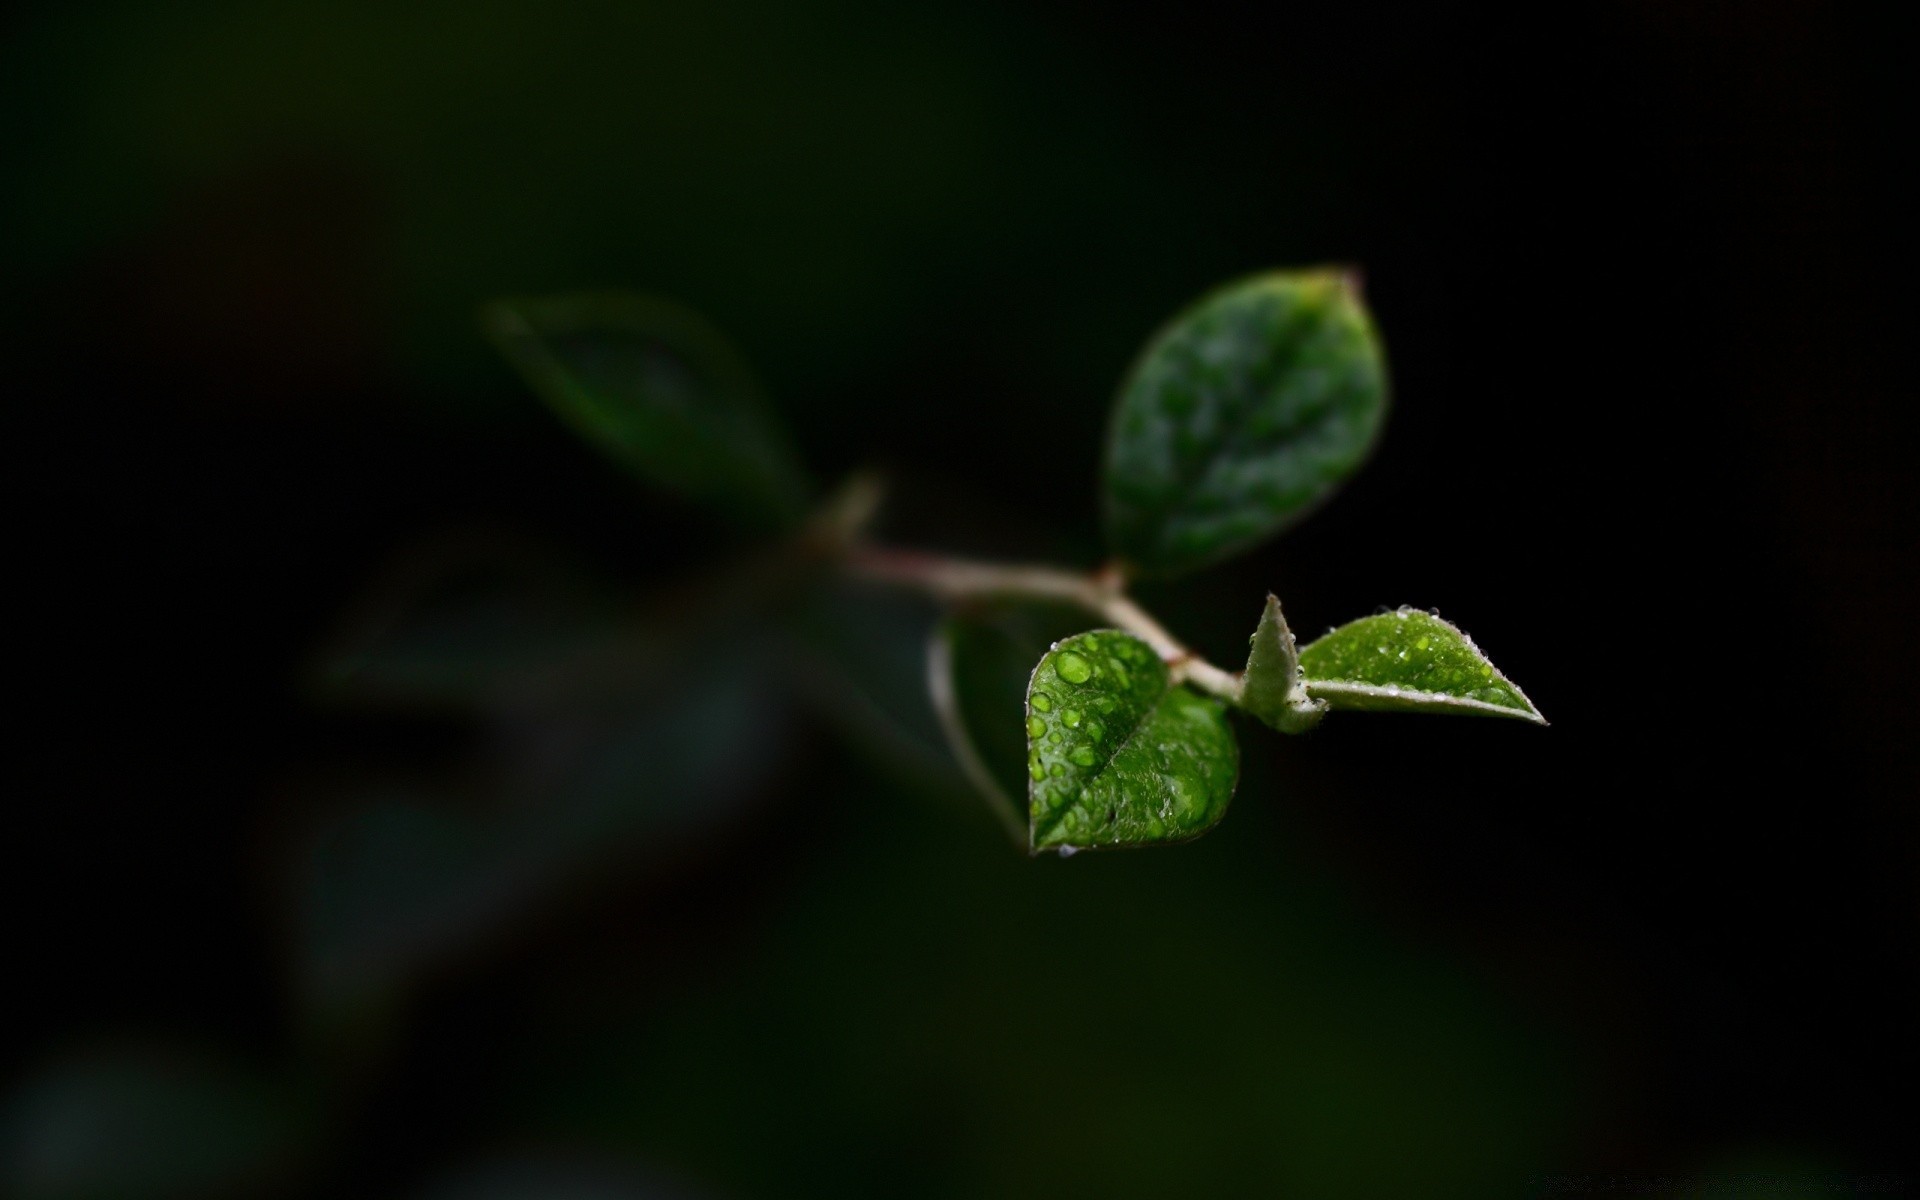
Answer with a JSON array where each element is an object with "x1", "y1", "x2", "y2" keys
[{"x1": 845, "y1": 543, "x2": 1244, "y2": 705}]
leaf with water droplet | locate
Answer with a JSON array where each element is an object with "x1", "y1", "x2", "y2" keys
[
  {"x1": 1102, "y1": 270, "x2": 1388, "y2": 576},
  {"x1": 485, "y1": 292, "x2": 810, "y2": 531},
  {"x1": 1300, "y1": 609, "x2": 1544, "y2": 723},
  {"x1": 1239, "y1": 594, "x2": 1326, "y2": 733},
  {"x1": 1026, "y1": 630, "x2": 1238, "y2": 852}
]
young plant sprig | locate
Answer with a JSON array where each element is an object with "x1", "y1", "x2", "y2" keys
[{"x1": 486, "y1": 270, "x2": 1544, "y2": 857}]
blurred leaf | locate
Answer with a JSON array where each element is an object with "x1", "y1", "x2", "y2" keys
[
  {"x1": 1239, "y1": 593, "x2": 1325, "y2": 733},
  {"x1": 507, "y1": 774, "x2": 1579, "y2": 1199},
  {"x1": 1027, "y1": 630, "x2": 1237, "y2": 852},
  {"x1": 485, "y1": 293, "x2": 810, "y2": 531},
  {"x1": 413, "y1": 1155, "x2": 704, "y2": 1200},
  {"x1": 1300, "y1": 608, "x2": 1544, "y2": 722},
  {"x1": 930, "y1": 602, "x2": 1093, "y2": 845},
  {"x1": 1, "y1": 1044, "x2": 315, "y2": 1200},
  {"x1": 299, "y1": 647, "x2": 790, "y2": 1016},
  {"x1": 1103, "y1": 271, "x2": 1388, "y2": 575},
  {"x1": 779, "y1": 579, "x2": 953, "y2": 784},
  {"x1": 311, "y1": 535, "x2": 658, "y2": 714}
]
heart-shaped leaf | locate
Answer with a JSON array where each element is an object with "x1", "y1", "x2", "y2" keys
[
  {"x1": 485, "y1": 292, "x2": 810, "y2": 531},
  {"x1": 1300, "y1": 608, "x2": 1545, "y2": 723},
  {"x1": 1102, "y1": 270, "x2": 1388, "y2": 576},
  {"x1": 1026, "y1": 630, "x2": 1238, "y2": 853},
  {"x1": 1239, "y1": 594, "x2": 1326, "y2": 733}
]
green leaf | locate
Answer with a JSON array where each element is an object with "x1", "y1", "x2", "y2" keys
[
  {"x1": 1103, "y1": 270, "x2": 1389, "y2": 576},
  {"x1": 1239, "y1": 594, "x2": 1326, "y2": 733},
  {"x1": 485, "y1": 292, "x2": 809, "y2": 531},
  {"x1": 1299, "y1": 608, "x2": 1545, "y2": 723},
  {"x1": 1026, "y1": 630, "x2": 1238, "y2": 853}
]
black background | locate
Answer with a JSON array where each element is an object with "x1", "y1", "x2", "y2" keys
[{"x1": 3, "y1": 1, "x2": 1911, "y2": 1194}]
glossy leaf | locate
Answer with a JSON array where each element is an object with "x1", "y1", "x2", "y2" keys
[
  {"x1": 1103, "y1": 270, "x2": 1388, "y2": 575},
  {"x1": 1300, "y1": 608, "x2": 1545, "y2": 723},
  {"x1": 1239, "y1": 594, "x2": 1326, "y2": 733},
  {"x1": 1026, "y1": 630, "x2": 1238, "y2": 852},
  {"x1": 485, "y1": 293, "x2": 809, "y2": 531}
]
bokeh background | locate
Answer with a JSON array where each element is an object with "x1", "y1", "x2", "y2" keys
[{"x1": 2, "y1": 1, "x2": 1911, "y2": 1197}]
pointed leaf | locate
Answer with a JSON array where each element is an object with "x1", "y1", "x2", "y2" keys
[
  {"x1": 1026, "y1": 630, "x2": 1238, "y2": 852},
  {"x1": 485, "y1": 292, "x2": 809, "y2": 531},
  {"x1": 1300, "y1": 608, "x2": 1545, "y2": 722},
  {"x1": 1103, "y1": 269, "x2": 1389, "y2": 575},
  {"x1": 1239, "y1": 594, "x2": 1326, "y2": 733}
]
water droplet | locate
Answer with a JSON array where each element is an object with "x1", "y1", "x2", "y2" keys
[
  {"x1": 1047, "y1": 730, "x2": 1063, "y2": 744},
  {"x1": 1030, "y1": 691, "x2": 1053, "y2": 712},
  {"x1": 1058, "y1": 845, "x2": 1079, "y2": 858},
  {"x1": 1056, "y1": 652, "x2": 1093, "y2": 684},
  {"x1": 1062, "y1": 708, "x2": 1083, "y2": 728},
  {"x1": 1068, "y1": 747, "x2": 1098, "y2": 767},
  {"x1": 1028, "y1": 761, "x2": 1045, "y2": 782},
  {"x1": 1026, "y1": 716, "x2": 1045, "y2": 738}
]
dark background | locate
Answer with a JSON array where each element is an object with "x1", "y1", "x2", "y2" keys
[{"x1": 2, "y1": 1, "x2": 1911, "y2": 1197}]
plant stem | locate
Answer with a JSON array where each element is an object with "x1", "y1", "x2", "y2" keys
[
  {"x1": 845, "y1": 543, "x2": 1245, "y2": 704},
  {"x1": 924, "y1": 628, "x2": 1028, "y2": 847}
]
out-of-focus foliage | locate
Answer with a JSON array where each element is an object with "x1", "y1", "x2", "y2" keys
[
  {"x1": 486, "y1": 294, "x2": 810, "y2": 531},
  {"x1": 301, "y1": 538, "x2": 794, "y2": 1020},
  {"x1": 0, "y1": 1044, "x2": 318, "y2": 1200},
  {"x1": 503, "y1": 774, "x2": 1576, "y2": 1199},
  {"x1": 5, "y1": 0, "x2": 1899, "y2": 1193}
]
